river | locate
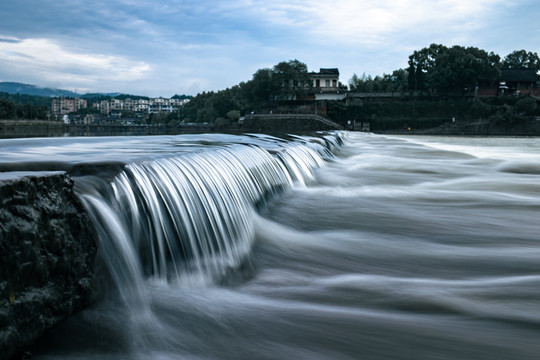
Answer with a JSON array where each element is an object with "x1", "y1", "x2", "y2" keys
[{"x1": 2, "y1": 132, "x2": 539, "y2": 359}]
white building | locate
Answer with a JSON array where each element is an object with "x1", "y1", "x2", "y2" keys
[
  {"x1": 90, "y1": 97, "x2": 189, "y2": 116},
  {"x1": 309, "y1": 68, "x2": 346, "y2": 100}
]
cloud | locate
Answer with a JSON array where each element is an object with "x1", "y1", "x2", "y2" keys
[
  {"x1": 0, "y1": 36, "x2": 21, "y2": 43},
  {"x1": 218, "y1": 0, "x2": 511, "y2": 46},
  {"x1": 0, "y1": 36, "x2": 151, "y2": 90},
  {"x1": 0, "y1": 0, "x2": 532, "y2": 95},
  {"x1": 211, "y1": 0, "x2": 515, "y2": 85}
]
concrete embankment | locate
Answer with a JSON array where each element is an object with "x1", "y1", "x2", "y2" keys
[
  {"x1": 241, "y1": 114, "x2": 343, "y2": 132},
  {"x1": 0, "y1": 172, "x2": 98, "y2": 359},
  {"x1": 0, "y1": 120, "x2": 68, "y2": 138},
  {"x1": 375, "y1": 119, "x2": 540, "y2": 136}
]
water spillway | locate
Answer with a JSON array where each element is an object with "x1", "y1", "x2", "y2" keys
[
  {"x1": 75, "y1": 136, "x2": 338, "y2": 296},
  {"x1": 0, "y1": 132, "x2": 343, "y2": 358}
]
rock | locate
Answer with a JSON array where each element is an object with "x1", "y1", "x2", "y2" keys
[{"x1": 0, "y1": 172, "x2": 98, "y2": 359}]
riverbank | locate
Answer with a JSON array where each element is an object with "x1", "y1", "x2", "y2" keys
[
  {"x1": 0, "y1": 120, "x2": 68, "y2": 139},
  {"x1": 374, "y1": 118, "x2": 540, "y2": 136},
  {"x1": 0, "y1": 115, "x2": 341, "y2": 139},
  {"x1": 327, "y1": 95, "x2": 540, "y2": 134}
]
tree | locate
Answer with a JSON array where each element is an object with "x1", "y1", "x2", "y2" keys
[
  {"x1": 271, "y1": 59, "x2": 312, "y2": 100},
  {"x1": 428, "y1": 46, "x2": 500, "y2": 95},
  {"x1": 196, "y1": 105, "x2": 219, "y2": 123},
  {"x1": 242, "y1": 68, "x2": 274, "y2": 105},
  {"x1": 0, "y1": 98, "x2": 16, "y2": 119},
  {"x1": 502, "y1": 50, "x2": 540, "y2": 70},
  {"x1": 388, "y1": 69, "x2": 409, "y2": 93},
  {"x1": 515, "y1": 97, "x2": 537, "y2": 115},
  {"x1": 226, "y1": 110, "x2": 241, "y2": 122},
  {"x1": 407, "y1": 44, "x2": 500, "y2": 94},
  {"x1": 171, "y1": 94, "x2": 193, "y2": 100},
  {"x1": 407, "y1": 65, "x2": 416, "y2": 91},
  {"x1": 349, "y1": 73, "x2": 375, "y2": 92},
  {"x1": 121, "y1": 110, "x2": 138, "y2": 118},
  {"x1": 349, "y1": 69, "x2": 409, "y2": 93},
  {"x1": 408, "y1": 44, "x2": 447, "y2": 90}
]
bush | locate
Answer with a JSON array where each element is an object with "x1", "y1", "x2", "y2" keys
[
  {"x1": 515, "y1": 97, "x2": 537, "y2": 115},
  {"x1": 214, "y1": 117, "x2": 230, "y2": 127},
  {"x1": 226, "y1": 110, "x2": 241, "y2": 122}
]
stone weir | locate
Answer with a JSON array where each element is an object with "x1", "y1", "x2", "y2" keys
[{"x1": 0, "y1": 171, "x2": 98, "y2": 359}]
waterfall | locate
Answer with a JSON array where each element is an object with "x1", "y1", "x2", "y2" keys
[{"x1": 77, "y1": 135, "x2": 343, "y2": 298}]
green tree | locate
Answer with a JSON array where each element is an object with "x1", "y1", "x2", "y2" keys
[
  {"x1": 226, "y1": 110, "x2": 241, "y2": 122},
  {"x1": 349, "y1": 73, "x2": 374, "y2": 92},
  {"x1": 271, "y1": 59, "x2": 312, "y2": 100},
  {"x1": 408, "y1": 44, "x2": 500, "y2": 94},
  {"x1": 242, "y1": 68, "x2": 274, "y2": 105},
  {"x1": 349, "y1": 69, "x2": 409, "y2": 93},
  {"x1": 121, "y1": 110, "x2": 138, "y2": 118},
  {"x1": 196, "y1": 105, "x2": 219, "y2": 123},
  {"x1": 428, "y1": 46, "x2": 500, "y2": 94},
  {"x1": 515, "y1": 97, "x2": 537, "y2": 115},
  {"x1": 408, "y1": 44, "x2": 447, "y2": 90},
  {"x1": 171, "y1": 94, "x2": 193, "y2": 100},
  {"x1": 0, "y1": 98, "x2": 16, "y2": 119},
  {"x1": 502, "y1": 50, "x2": 540, "y2": 70},
  {"x1": 388, "y1": 69, "x2": 409, "y2": 93}
]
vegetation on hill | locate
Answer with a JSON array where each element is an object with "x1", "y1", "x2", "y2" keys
[
  {"x1": 0, "y1": 93, "x2": 49, "y2": 120},
  {"x1": 349, "y1": 47, "x2": 540, "y2": 95},
  {"x1": 178, "y1": 46, "x2": 540, "y2": 133},
  {"x1": 178, "y1": 59, "x2": 312, "y2": 127}
]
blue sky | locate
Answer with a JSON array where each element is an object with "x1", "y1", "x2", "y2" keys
[{"x1": 0, "y1": 0, "x2": 539, "y2": 97}]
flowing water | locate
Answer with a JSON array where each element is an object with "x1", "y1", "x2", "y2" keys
[{"x1": 2, "y1": 132, "x2": 540, "y2": 359}]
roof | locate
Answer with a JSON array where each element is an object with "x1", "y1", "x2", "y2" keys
[
  {"x1": 501, "y1": 69, "x2": 540, "y2": 82},
  {"x1": 310, "y1": 68, "x2": 339, "y2": 76},
  {"x1": 319, "y1": 68, "x2": 339, "y2": 75}
]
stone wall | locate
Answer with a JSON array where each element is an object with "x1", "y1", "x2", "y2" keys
[
  {"x1": 241, "y1": 114, "x2": 342, "y2": 133},
  {"x1": 0, "y1": 172, "x2": 98, "y2": 359}
]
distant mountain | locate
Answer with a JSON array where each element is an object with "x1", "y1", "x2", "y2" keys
[
  {"x1": 0, "y1": 82, "x2": 192, "y2": 99},
  {"x1": 81, "y1": 92, "x2": 121, "y2": 98},
  {"x1": 0, "y1": 82, "x2": 81, "y2": 97}
]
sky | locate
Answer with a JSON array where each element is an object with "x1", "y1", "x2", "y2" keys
[{"x1": 0, "y1": 0, "x2": 539, "y2": 97}]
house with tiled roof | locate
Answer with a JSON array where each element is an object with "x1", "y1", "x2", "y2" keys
[{"x1": 498, "y1": 69, "x2": 540, "y2": 97}]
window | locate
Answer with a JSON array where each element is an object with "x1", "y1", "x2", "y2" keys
[{"x1": 325, "y1": 80, "x2": 330, "y2": 87}]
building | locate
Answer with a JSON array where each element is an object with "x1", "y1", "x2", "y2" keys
[
  {"x1": 476, "y1": 69, "x2": 540, "y2": 98},
  {"x1": 311, "y1": 68, "x2": 340, "y2": 89},
  {"x1": 51, "y1": 97, "x2": 87, "y2": 117},
  {"x1": 308, "y1": 68, "x2": 347, "y2": 101},
  {"x1": 93, "y1": 100, "x2": 110, "y2": 115},
  {"x1": 149, "y1": 98, "x2": 178, "y2": 113},
  {"x1": 90, "y1": 97, "x2": 189, "y2": 117},
  {"x1": 498, "y1": 69, "x2": 540, "y2": 97},
  {"x1": 134, "y1": 99, "x2": 150, "y2": 113}
]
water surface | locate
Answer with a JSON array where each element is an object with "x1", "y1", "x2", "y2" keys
[{"x1": 4, "y1": 132, "x2": 537, "y2": 360}]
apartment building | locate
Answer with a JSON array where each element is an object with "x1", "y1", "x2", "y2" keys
[
  {"x1": 91, "y1": 97, "x2": 189, "y2": 116},
  {"x1": 51, "y1": 97, "x2": 87, "y2": 116}
]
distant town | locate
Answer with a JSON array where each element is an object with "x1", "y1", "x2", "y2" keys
[{"x1": 51, "y1": 96, "x2": 191, "y2": 124}]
